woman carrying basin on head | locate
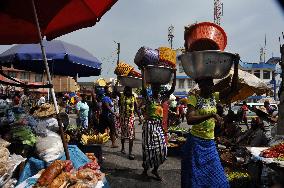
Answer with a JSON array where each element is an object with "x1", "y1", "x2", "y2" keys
[{"x1": 181, "y1": 55, "x2": 239, "y2": 188}]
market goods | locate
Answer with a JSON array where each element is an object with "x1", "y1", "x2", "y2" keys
[
  {"x1": 10, "y1": 126, "x2": 37, "y2": 146},
  {"x1": 0, "y1": 138, "x2": 10, "y2": 148},
  {"x1": 184, "y1": 22, "x2": 227, "y2": 51},
  {"x1": 36, "y1": 160, "x2": 67, "y2": 186},
  {"x1": 81, "y1": 133, "x2": 109, "y2": 145},
  {"x1": 167, "y1": 143, "x2": 179, "y2": 148},
  {"x1": 0, "y1": 147, "x2": 9, "y2": 162},
  {"x1": 158, "y1": 47, "x2": 176, "y2": 68},
  {"x1": 134, "y1": 46, "x2": 159, "y2": 67},
  {"x1": 0, "y1": 162, "x2": 7, "y2": 176},
  {"x1": 36, "y1": 131, "x2": 64, "y2": 163},
  {"x1": 77, "y1": 168, "x2": 97, "y2": 181},
  {"x1": 50, "y1": 172, "x2": 70, "y2": 188},
  {"x1": 114, "y1": 62, "x2": 134, "y2": 76},
  {"x1": 176, "y1": 137, "x2": 187, "y2": 142},
  {"x1": 260, "y1": 142, "x2": 284, "y2": 158},
  {"x1": 226, "y1": 171, "x2": 250, "y2": 181},
  {"x1": 79, "y1": 161, "x2": 100, "y2": 171},
  {"x1": 128, "y1": 69, "x2": 142, "y2": 78}
]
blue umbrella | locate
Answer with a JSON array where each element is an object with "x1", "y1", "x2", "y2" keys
[{"x1": 0, "y1": 40, "x2": 101, "y2": 77}]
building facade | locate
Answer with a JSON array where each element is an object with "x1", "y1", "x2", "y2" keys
[
  {"x1": 173, "y1": 49, "x2": 195, "y2": 98},
  {"x1": 0, "y1": 67, "x2": 79, "y2": 93},
  {"x1": 239, "y1": 57, "x2": 281, "y2": 100}
]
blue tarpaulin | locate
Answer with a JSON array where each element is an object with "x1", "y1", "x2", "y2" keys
[{"x1": 0, "y1": 40, "x2": 101, "y2": 77}]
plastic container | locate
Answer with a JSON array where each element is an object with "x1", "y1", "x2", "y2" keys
[{"x1": 184, "y1": 22, "x2": 227, "y2": 51}]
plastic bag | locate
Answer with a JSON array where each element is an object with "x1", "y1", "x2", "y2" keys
[
  {"x1": 32, "y1": 118, "x2": 59, "y2": 137},
  {"x1": 36, "y1": 131, "x2": 64, "y2": 163}
]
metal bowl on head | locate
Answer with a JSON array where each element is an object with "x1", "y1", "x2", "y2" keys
[
  {"x1": 144, "y1": 65, "x2": 174, "y2": 85},
  {"x1": 178, "y1": 50, "x2": 236, "y2": 79},
  {"x1": 118, "y1": 76, "x2": 142, "y2": 88}
]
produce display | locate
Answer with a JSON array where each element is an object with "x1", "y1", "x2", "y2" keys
[
  {"x1": 10, "y1": 126, "x2": 37, "y2": 146},
  {"x1": 34, "y1": 159, "x2": 104, "y2": 188},
  {"x1": 81, "y1": 133, "x2": 110, "y2": 145},
  {"x1": 260, "y1": 142, "x2": 284, "y2": 158}
]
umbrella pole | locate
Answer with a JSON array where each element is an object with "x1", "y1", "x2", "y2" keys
[{"x1": 31, "y1": 0, "x2": 70, "y2": 160}]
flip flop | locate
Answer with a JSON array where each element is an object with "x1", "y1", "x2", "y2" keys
[
  {"x1": 151, "y1": 170, "x2": 163, "y2": 181},
  {"x1": 128, "y1": 154, "x2": 135, "y2": 160}
]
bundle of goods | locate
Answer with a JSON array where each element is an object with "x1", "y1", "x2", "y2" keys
[
  {"x1": 0, "y1": 139, "x2": 11, "y2": 177},
  {"x1": 0, "y1": 138, "x2": 26, "y2": 188},
  {"x1": 115, "y1": 61, "x2": 141, "y2": 78},
  {"x1": 115, "y1": 62, "x2": 142, "y2": 88},
  {"x1": 134, "y1": 46, "x2": 176, "y2": 69},
  {"x1": 260, "y1": 142, "x2": 284, "y2": 158},
  {"x1": 184, "y1": 22, "x2": 227, "y2": 52},
  {"x1": 32, "y1": 159, "x2": 105, "y2": 188},
  {"x1": 134, "y1": 46, "x2": 176, "y2": 85},
  {"x1": 179, "y1": 21, "x2": 237, "y2": 80},
  {"x1": 81, "y1": 133, "x2": 109, "y2": 145},
  {"x1": 36, "y1": 131, "x2": 64, "y2": 163}
]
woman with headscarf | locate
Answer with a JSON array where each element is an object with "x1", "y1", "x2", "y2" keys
[
  {"x1": 119, "y1": 86, "x2": 141, "y2": 160},
  {"x1": 181, "y1": 55, "x2": 239, "y2": 188},
  {"x1": 141, "y1": 70, "x2": 176, "y2": 181}
]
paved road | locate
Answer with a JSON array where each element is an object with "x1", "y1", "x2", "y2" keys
[{"x1": 101, "y1": 120, "x2": 185, "y2": 188}]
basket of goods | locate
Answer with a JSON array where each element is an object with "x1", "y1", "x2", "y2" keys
[
  {"x1": 115, "y1": 62, "x2": 142, "y2": 88},
  {"x1": 178, "y1": 50, "x2": 236, "y2": 79},
  {"x1": 184, "y1": 22, "x2": 227, "y2": 52},
  {"x1": 135, "y1": 46, "x2": 176, "y2": 85}
]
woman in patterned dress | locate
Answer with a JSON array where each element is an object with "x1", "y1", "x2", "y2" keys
[
  {"x1": 119, "y1": 86, "x2": 141, "y2": 160},
  {"x1": 141, "y1": 70, "x2": 176, "y2": 180},
  {"x1": 182, "y1": 56, "x2": 239, "y2": 188}
]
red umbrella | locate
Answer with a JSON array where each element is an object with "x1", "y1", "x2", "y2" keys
[
  {"x1": 0, "y1": 0, "x2": 118, "y2": 44},
  {"x1": 0, "y1": 0, "x2": 118, "y2": 159}
]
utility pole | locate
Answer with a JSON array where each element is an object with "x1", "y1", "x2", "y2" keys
[
  {"x1": 116, "y1": 42, "x2": 120, "y2": 65},
  {"x1": 214, "y1": 0, "x2": 223, "y2": 25},
  {"x1": 277, "y1": 33, "x2": 284, "y2": 135},
  {"x1": 168, "y1": 25, "x2": 174, "y2": 49}
]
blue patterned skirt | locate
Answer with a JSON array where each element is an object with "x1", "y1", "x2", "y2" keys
[{"x1": 181, "y1": 134, "x2": 229, "y2": 188}]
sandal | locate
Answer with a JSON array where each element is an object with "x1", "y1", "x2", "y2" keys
[
  {"x1": 128, "y1": 154, "x2": 135, "y2": 160},
  {"x1": 151, "y1": 170, "x2": 163, "y2": 181}
]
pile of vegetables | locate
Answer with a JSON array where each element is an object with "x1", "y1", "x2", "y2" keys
[
  {"x1": 260, "y1": 142, "x2": 284, "y2": 158},
  {"x1": 10, "y1": 126, "x2": 37, "y2": 146}
]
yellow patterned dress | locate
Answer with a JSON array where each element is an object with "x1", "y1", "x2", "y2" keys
[{"x1": 120, "y1": 95, "x2": 136, "y2": 140}]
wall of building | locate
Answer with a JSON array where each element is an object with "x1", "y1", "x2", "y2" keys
[{"x1": 0, "y1": 67, "x2": 79, "y2": 93}]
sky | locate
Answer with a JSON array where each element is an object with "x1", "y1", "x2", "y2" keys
[{"x1": 0, "y1": 0, "x2": 284, "y2": 82}]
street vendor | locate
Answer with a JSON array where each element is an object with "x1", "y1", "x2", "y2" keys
[
  {"x1": 141, "y1": 70, "x2": 176, "y2": 181},
  {"x1": 182, "y1": 56, "x2": 239, "y2": 188}
]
